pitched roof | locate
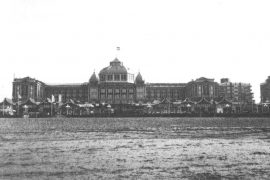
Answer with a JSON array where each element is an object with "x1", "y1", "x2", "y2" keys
[
  {"x1": 38, "y1": 98, "x2": 53, "y2": 106},
  {"x1": 21, "y1": 98, "x2": 38, "y2": 106},
  {"x1": 181, "y1": 98, "x2": 195, "y2": 105},
  {"x1": 89, "y1": 72, "x2": 98, "y2": 82},
  {"x1": 196, "y1": 97, "x2": 211, "y2": 105},
  {"x1": 195, "y1": 77, "x2": 215, "y2": 82},
  {"x1": 160, "y1": 98, "x2": 171, "y2": 104},
  {"x1": 0, "y1": 98, "x2": 15, "y2": 106},
  {"x1": 216, "y1": 97, "x2": 232, "y2": 105},
  {"x1": 135, "y1": 72, "x2": 144, "y2": 84},
  {"x1": 60, "y1": 100, "x2": 79, "y2": 108}
]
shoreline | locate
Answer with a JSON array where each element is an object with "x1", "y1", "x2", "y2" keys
[{"x1": 2, "y1": 112, "x2": 270, "y2": 118}]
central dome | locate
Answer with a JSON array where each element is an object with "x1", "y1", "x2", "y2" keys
[
  {"x1": 98, "y1": 58, "x2": 134, "y2": 83},
  {"x1": 99, "y1": 58, "x2": 128, "y2": 75}
]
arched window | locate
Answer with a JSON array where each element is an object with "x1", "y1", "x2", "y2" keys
[{"x1": 198, "y1": 85, "x2": 202, "y2": 97}]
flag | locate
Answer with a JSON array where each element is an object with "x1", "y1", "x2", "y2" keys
[{"x1": 51, "y1": 95, "x2": 55, "y2": 103}]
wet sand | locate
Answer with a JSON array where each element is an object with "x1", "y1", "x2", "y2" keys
[{"x1": 0, "y1": 117, "x2": 270, "y2": 179}]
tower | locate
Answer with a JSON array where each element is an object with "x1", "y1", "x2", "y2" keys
[
  {"x1": 88, "y1": 72, "x2": 99, "y2": 103},
  {"x1": 135, "y1": 72, "x2": 146, "y2": 102}
]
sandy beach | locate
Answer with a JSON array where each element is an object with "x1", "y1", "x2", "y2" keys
[{"x1": 0, "y1": 117, "x2": 270, "y2": 179}]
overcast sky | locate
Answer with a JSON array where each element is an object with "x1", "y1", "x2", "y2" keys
[{"x1": 0, "y1": 0, "x2": 270, "y2": 103}]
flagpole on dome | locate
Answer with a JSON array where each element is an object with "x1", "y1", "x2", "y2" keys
[{"x1": 116, "y1": 46, "x2": 120, "y2": 59}]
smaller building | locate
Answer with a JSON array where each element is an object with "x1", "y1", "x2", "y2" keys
[
  {"x1": 261, "y1": 76, "x2": 270, "y2": 103},
  {"x1": 185, "y1": 77, "x2": 219, "y2": 100},
  {"x1": 219, "y1": 78, "x2": 254, "y2": 112},
  {"x1": 0, "y1": 98, "x2": 15, "y2": 116},
  {"x1": 12, "y1": 77, "x2": 46, "y2": 103},
  {"x1": 45, "y1": 83, "x2": 88, "y2": 103},
  {"x1": 145, "y1": 83, "x2": 186, "y2": 102},
  {"x1": 219, "y1": 78, "x2": 253, "y2": 104}
]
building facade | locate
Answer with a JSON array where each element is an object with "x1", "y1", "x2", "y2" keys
[
  {"x1": 185, "y1": 77, "x2": 219, "y2": 100},
  {"x1": 11, "y1": 58, "x2": 254, "y2": 109},
  {"x1": 219, "y1": 78, "x2": 253, "y2": 105},
  {"x1": 12, "y1": 58, "x2": 147, "y2": 105},
  {"x1": 260, "y1": 76, "x2": 270, "y2": 103},
  {"x1": 45, "y1": 83, "x2": 88, "y2": 103},
  {"x1": 12, "y1": 77, "x2": 46, "y2": 103},
  {"x1": 88, "y1": 58, "x2": 139, "y2": 104},
  {"x1": 145, "y1": 83, "x2": 186, "y2": 102}
]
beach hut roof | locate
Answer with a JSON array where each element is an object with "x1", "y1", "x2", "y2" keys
[
  {"x1": 196, "y1": 97, "x2": 211, "y2": 105},
  {"x1": 181, "y1": 98, "x2": 195, "y2": 105},
  {"x1": 160, "y1": 98, "x2": 171, "y2": 104},
  {"x1": 0, "y1": 98, "x2": 15, "y2": 106},
  {"x1": 21, "y1": 98, "x2": 37, "y2": 106},
  {"x1": 217, "y1": 97, "x2": 232, "y2": 105}
]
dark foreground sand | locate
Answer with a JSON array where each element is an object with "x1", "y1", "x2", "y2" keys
[{"x1": 0, "y1": 117, "x2": 270, "y2": 179}]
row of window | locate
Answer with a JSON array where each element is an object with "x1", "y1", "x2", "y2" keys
[
  {"x1": 14, "y1": 84, "x2": 36, "y2": 97},
  {"x1": 102, "y1": 100, "x2": 134, "y2": 104},
  {"x1": 51, "y1": 90, "x2": 84, "y2": 94},
  {"x1": 100, "y1": 89, "x2": 134, "y2": 93},
  {"x1": 148, "y1": 92, "x2": 182, "y2": 96},
  {"x1": 51, "y1": 88, "x2": 138, "y2": 95},
  {"x1": 147, "y1": 94, "x2": 181, "y2": 98},
  {"x1": 148, "y1": 91, "x2": 181, "y2": 94},
  {"x1": 100, "y1": 74, "x2": 127, "y2": 81},
  {"x1": 188, "y1": 85, "x2": 215, "y2": 97},
  {"x1": 57, "y1": 95, "x2": 87, "y2": 98},
  {"x1": 100, "y1": 95, "x2": 134, "y2": 99}
]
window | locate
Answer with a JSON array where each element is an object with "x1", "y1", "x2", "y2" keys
[
  {"x1": 114, "y1": 74, "x2": 120, "y2": 81},
  {"x1": 210, "y1": 86, "x2": 214, "y2": 96},
  {"x1": 198, "y1": 85, "x2": 202, "y2": 97},
  {"x1": 108, "y1": 95, "x2": 112, "y2": 99},
  {"x1": 17, "y1": 85, "x2": 20, "y2": 95},
  {"x1": 107, "y1": 75, "x2": 113, "y2": 81},
  {"x1": 100, "y1": 75, "x2": 105, "y2": 81},
  {"x1": 30, "y1": 86, "x2": 33, "y2": 97},
  {"x1": 108, "y1": 89, "x2": 113, "y2": 93},
  {"x1": 23, "y1": 85, "x2": 28, "y2": 96},
  {"x1": 90, "y1": 89, "x2": 97, "y2": 98},
  {"x1": 121, "y1": 74, "x2": 127, "y2": 81}
]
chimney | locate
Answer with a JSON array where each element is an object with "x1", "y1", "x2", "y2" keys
[{"x1": 221, "y1": 78, "x2": 229, "y2": 83}]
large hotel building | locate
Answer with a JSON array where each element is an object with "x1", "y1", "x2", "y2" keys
[{"x1": 12, "y1": 57, "x2": 254, "y2": 109}]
